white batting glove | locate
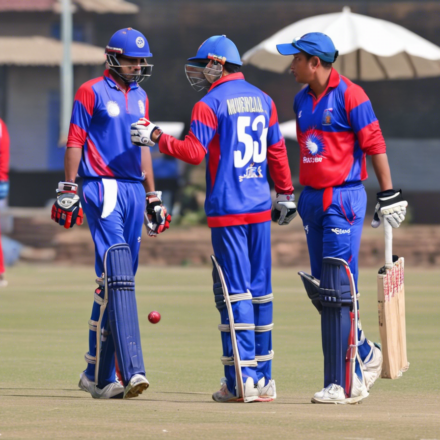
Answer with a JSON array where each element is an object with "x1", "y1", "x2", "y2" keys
[
  {"x1": 371, "y1": 189, "x2": 408, "y2": 229},
  {"x1": 131, "y1": 117, "x2": 161, "y2": 147},
  {"x1": 271, "y1": 193, "x2": 297, "y2": 225}
]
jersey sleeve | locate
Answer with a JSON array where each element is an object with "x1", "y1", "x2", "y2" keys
[
  {"x1": 345, "y1": 85, "x2": 386, "y2": 155},
  {"x1": 158, "y1": 101, "x2": 216, "y2": 165},
  {"x1": 0, "y1": 119, "x2": 10, "y2": 181},
  {"x1": 266, "y1": 99, "x2": 294, "y2": 195},
  {"x1": 67, "y1": 83, "x2": 96, "y2": 148}
]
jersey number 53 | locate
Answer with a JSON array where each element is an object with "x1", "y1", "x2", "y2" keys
[{"x1": 234, "y1": 115, "x2": 267, "y2": 168}]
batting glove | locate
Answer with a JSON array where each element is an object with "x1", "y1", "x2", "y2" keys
[
  {"x1": 371, "y1": 189, "x2": 408, "y2": 229},
  {"x1": 271, "y1": 193, "x2": 297, "y2": 225},
  {"x1": 51, "y1": 182, "x2": 84, "y2": 229},
  {"x1": 131, "y1": 117, "x2": 162, "y2": 147},
  {"x1": 0, "y1": 181, "x2": 9, "y2": 200},
  {"x1": 145, "y1": 191, "x2": 171, "y2": 237}
]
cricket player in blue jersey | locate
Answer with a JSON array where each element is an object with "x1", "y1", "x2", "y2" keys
[
  {"x1": 276, "y1": 32, "x2": 408, "y2": 404},
  {"x1": 130, "y1": 35, "x2": 296, "y2": 403},
  {"x1": 51, "y1": 28, "x2": 171, "y2": 399}
]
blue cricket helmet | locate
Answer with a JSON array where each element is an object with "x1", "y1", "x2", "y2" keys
[
  {"x1": 106, "y1": 27, "x2": 152, "y2": 58},
  {"x1": 105, "y1": 28, "x2": 153, "y2": 84},
  {"x1": 188, "y1": 35, "x2": 242, "y2": 66}
]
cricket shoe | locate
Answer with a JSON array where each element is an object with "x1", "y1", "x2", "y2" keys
[
  {"x1": 123, "y1": 374, "x2": 149, "y2": 399},
  {"x1": 257, "y1": 377, "x2": 277, "y2": 401},
  {"x1": 212, "y1": 377, "x2": 260, "y2": 403},
  {"x1": 312, "y1": 376, "x2": 369, "y2": 405},
  {"x1": 78, "y1": 372, "x2": 124, "y2": 399},
  {"x1": 363, "y1": 341, "x2": 383, "y2": 391}
]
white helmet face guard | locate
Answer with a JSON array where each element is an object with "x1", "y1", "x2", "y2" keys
[
  {"x1": 185, "y1": 61, "x2": 223, "y2": 92},
  {"x1": 106, "y1": 54, "x2": 153, "y2": 84}
]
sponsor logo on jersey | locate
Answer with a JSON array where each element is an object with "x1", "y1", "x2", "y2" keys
[
  {"x1": 331, "y1": 228, "x2": 351, "y2": 235},
  {"x1": 136, "y1": 37, "x2": 145, "y2": 48},
  {"x1": 138, "y1": 100, "x2": 145, "y2": 115},
  {"x1": 138, "y1": 236, "x2": 141, "y2": 243},
  {"x1": 302, "y1": 128, "x2": 326, "y2": 163},
  {"x1": 322, "y1": 108, "x2": 333, "y2": 125},
  {"x1": 239, "y1": 162, "x2": 263, "y2": 182},
  {"x1": 304, "y1": 225, "x2": 309, "y2": 234},
  {"x1": 106, "y1": 101, "x2": 120, "y2": 117},
  {"x1": 227, "y1": 96, "x2": 265, "y2": 115}
]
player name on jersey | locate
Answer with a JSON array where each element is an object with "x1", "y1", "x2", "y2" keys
[{"x1": 227, "y1": 96, "x2": 264, "y2": 115}]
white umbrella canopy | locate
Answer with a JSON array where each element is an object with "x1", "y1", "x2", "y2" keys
[{"x1": 242, "y1": 6, "x2": 440, "y2": 80}]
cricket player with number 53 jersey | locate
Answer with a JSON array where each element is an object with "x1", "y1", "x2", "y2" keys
[
  {"x1": 130, "y1": 35, "x2": 296, "y2": 402},
  {"x1": 51, "y1": 28, "x2": 170, "y2": 400},
  {"x1": 277, "y1": 32, "x2": 408, "y2": 404}
]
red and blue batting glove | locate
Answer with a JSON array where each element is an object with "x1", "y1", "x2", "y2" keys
[
  {"x1": 51, "y1": 182, "x2": 84, "y2": 229},
  {"x1": 145, "y1": 191, "x2": 171, "y2": 237}
]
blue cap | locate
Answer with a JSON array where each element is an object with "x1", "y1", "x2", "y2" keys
[
  {"x1": 276, "y1": 32, "x2": 338, "y2": 63},
  {"x1": 105, "y1": 28, "x2": 152, "y2": 58},
  {"x1": 188, "y1": 35, "x2": 242, "y2": 66}
]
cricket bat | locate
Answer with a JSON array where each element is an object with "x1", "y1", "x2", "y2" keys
[{"x1": 377, "y1": 220, "x2": 410, "y2": 379}]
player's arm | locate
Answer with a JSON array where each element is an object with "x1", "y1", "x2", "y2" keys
[
  {"x1": 345, "y1": 86, "x2": 407, "y2": 228},
  {"x1": 266, "y1": 99, "x2": 296, "y2": 225},
  {"x1": 0, "y1": 119, "x2": 10, "y2": 200}
]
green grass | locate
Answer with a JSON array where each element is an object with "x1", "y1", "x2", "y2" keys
[{"x1": 0, "y1": 264, "x2": 438, "y2": 439}]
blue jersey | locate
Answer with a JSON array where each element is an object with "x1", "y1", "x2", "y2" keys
[
  {"x1": 159, "y1": 73, "x2": 293, "y2": 227},
  {"x1": 67, "y1": 70, "x2": 148, "y2": 181}
]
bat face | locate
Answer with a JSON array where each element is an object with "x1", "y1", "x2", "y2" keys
[{"x1": 377, "y1": 256, "x2": 408, "y2": 379}]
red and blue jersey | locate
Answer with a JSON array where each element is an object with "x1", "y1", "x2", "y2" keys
[
  {"x1": 0, "y1": 118, "x2": 10, "y2": 181},
  {"x1": 158, "y1": 73, "x2": 293, "y2": 228},
  {"x1": 294, "y1": 68, "x2": 386, "y2": 189},
  {"x1": 67, "y1": 70, "x2": 148, "y2": 181}
]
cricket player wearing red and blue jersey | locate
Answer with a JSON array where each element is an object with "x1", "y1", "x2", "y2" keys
[
  {"x1": 51, "y1": 29, "x2": 170, "y2": 400},
  {"x1": 132, "y1": 35, "x2": 296, "y2": 403},
  {"x1": 0, "y1": 118, "x2": 10, "y2": 286},
  {"x1": 277, "y1": 32, "x2": 408, "y2": 404}
]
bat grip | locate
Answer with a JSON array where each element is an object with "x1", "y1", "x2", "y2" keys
[{"x1": 384, "y1": 219, "x2": 393, "y2": 269}]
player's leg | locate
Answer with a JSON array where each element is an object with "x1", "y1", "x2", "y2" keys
[
  {"x1": 248, "y1": 221, "x2": 276, "y2": 400},
  {"x1": 211, "y1": 225, "x2": 259, "y2": 403}
]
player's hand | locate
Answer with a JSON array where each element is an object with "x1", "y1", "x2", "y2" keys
[
  {"x1": 131, "y1": 118, "x2": 162, "y2": 147},
  {"x1": 0, "y1": 181, "x2": 9, "y2": 200},
  {"x1": 271, "y1": 193, "x2": 297, "y2": 225},
  {"x1": 51, "y1": 182, "x2": 84, "y2": 229},
  {"x1": 371, "y1": 189, "x2": 407, "y2": 229},
  {"x1": 145, "y1": 191, "x2": 171, "y2": 237}
]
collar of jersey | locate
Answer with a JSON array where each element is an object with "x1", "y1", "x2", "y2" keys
[
  {"x1": 307, "y1": 67, "x2": 340, "y2": 100},
  {"x1": 103, "y1": 69, "x2": 139, "y2": 91},
  {"x1": 208, "y1": 72, "x2": 245, "y2": 92}
]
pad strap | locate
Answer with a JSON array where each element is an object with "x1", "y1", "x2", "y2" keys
[
  {"x1": 88, "y1": 319, "x2": 98, "y2": 331},
  {"x1": 255, "y1": 350, "x2": 274, "y2": 362},
  {"x1": 218, "y1": 323, "x2": 256, "y2": 332},
  {"x1": 229, "y1": 291, "x2": 252, "y2": 302},
  {"x1": 94, "y1": 292, "x2": 104, "y2": 305},
  {"x1": 255, "y1": 323, "x2": 274, "y2": 332},
  {"x1": 252, "y1": 293, "x2": 273, "y2": 304},
  {"x1": 85, "y1": 352, "x2": 96, "y2": 365},
  {"x1": 221, "y1": 356, "x2": 258, "y2": 367}
]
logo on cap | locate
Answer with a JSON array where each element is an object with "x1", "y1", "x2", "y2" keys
[{"x1": 136, "y1": 37, "x2": 145, "y2": 48}]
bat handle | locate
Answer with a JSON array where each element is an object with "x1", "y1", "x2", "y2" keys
[{"x1": 384, "y1": 219, "x2": 393, "y2": 269}]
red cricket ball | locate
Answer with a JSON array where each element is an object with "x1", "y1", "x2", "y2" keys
[{"x1": 148, "y1": 311, "x2": 161, "y2": 324}]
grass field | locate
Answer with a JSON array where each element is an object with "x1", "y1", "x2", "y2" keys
[{"x1": 0, "y1": 264, "x2": 439, "y2": 440}]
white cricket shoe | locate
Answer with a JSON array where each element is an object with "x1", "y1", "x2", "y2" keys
[
  {"x1": 212, "y1": 377, "x2": 260, "y2": 403},
  {"x1": 363, "y1": 341, "x2": 383, "y2": 391},
  {"x1": 123, "y1": 374, "x2": 149, "y2": 399},
  {"x1": 312, "y1": 376, "x2": 369, "y2": 405},
  {"x1": 257, "y1": 377, "x2": 277, "y2": 401},
  {"x1": 78, "y1": 372, "x2": 124, "y2": 399}
]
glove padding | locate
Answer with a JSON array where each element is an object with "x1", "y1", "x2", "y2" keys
[
  {"x1": 371, "y1": 189, "x2": 408, "y2": 229},
  {"x1": 271, "y1": 193, "x2": 297, "y2": 225},
  {"x1": 0, "y1": 181, "x2": 9, "y2": 200},
  {"x1": 131, "y1": 117, "x2": 161, "y2": 147},
  {"x1": 145, "y1": 191, "x2": 171, "y2": 237},
  {"x1": 51, "y1": 182, "x2": 84, "y2": 229}
]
